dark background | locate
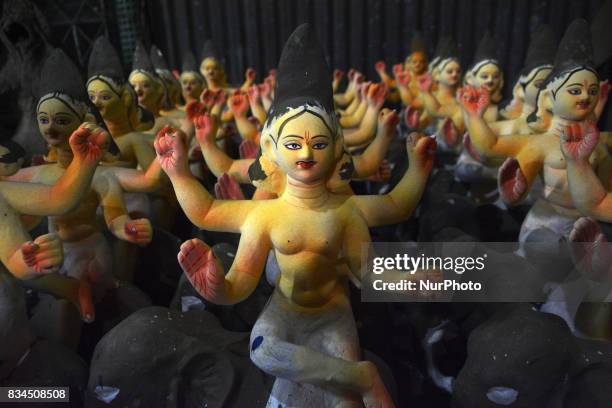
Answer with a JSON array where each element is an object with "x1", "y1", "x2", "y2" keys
[{"x1": 30, "y1": 0, "x2": 608, "y2": 96}]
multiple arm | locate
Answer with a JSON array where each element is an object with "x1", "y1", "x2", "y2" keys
[
  {"x1": 351, "y1": 109, "x2": 398, "y2": 178},
  {"x1": 561, "y1": 123, "x2": 612, "y2": 222},
  {"x1": 351, "y1": 134, "x2": 435, "y2": 227},
  {"x1": 0, "y1": 124, "x2": 108, "y2": 216},
  {"x1": 154, "y1": 126, "x2": 257, "y2": 232},
  {"x1": 194, "y1": 113, "x2": 252, "y2": 183}
]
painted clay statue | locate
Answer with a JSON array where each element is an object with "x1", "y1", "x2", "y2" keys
[
  {"x1": 418, "y1": 36, "x2": 463, "y2": 148},
  {"x1": 194, "y1": 101, "x2": 397, "y2": 198},
  {"x1": 460, "y1": 19, "x2": 609, "y2": 244},
  {"x1": 0, "y1": 124, "x2": 112, "y2": 282},
  {"x1": 460, "y1": 19, "x2": 610, "y2": 330},
  {"x1": 0, "y1": 140, "x2": 67, "y2": 280},
  {"x1": 560, "y1": 124, "x2": 612, "y2": 222},
  {"x1": 561, "y1": 126, "x2": 612, "y2": 298},
  {"x1": 454, "y1": 32, "x2": 506, "y2": 196},
  {"x1": 494, "y1": 26, "x2": 556, "y2": 136},
  {"x1": 180, "y1": 50, "x2": 205, "y2": 106},
  {"x1": 398, "y1": 32, "x2": 431, "y2": 130},
  {"x1": 334, "y1": 69, "x2": 363, "y2": 108},
  {"x1": 559, "y1": 0, "x2": 612, "y2": 223},
  {"x1": 129, "y1": 41, "x2": 181, "y2": 136},
  {"x1": 87, "y1": 36, "x2": 157, "y2": 171},
  {"x1": 464, "y1": 32, "x2": 504, "y2": 122},
  {"x1": 199, "y1": 39, "x2": 254, "y2": 94},
  {"x1": 7, "y1": 49, "x2": 155, "y2": 322},
  {"x1": 155, "y1": 24, "x2": 435, "y2": 407},
  {"x1": 150, "y1": 45, "x2": 184, "y2": 118}
]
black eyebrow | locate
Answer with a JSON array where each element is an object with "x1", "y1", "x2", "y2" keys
[
  {"x1": 282, "y1": 134, "x2": 304, "y2": 140},
  {"x1": 566, "y1": 83, "x2": 583, "y2": 87},
  {"x1": 312, "y1": 135, "x2": 328, "y2": 139}
]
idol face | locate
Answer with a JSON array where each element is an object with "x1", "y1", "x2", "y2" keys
[
  {"x1": 129, "y1": 72, "x2": 162, "y2": 110},
  {"x1": 200, "y1": 58, "x2": 222, "y2": 84},
  {"x1": 37, "y1": 98, "x2": 81, "y2": 148},
  {"x1": 88, "y1": 79, "x2": 123, "y2": 120},
  {"x1": 270, "y1": 110, "x2": 335, "y2": 185},
  {"x1": 550, "y1": 69, "x2": 599, "y2": 121},
  {"x1": 410, "y1": 52, "x2": 427, "y2": 75},
  {"x1": 180, "y1": 72, "x2": 204, "y2": 100},
  {"x1": 473, "y1": 63, "x2": 502, "y2": 94},
  {"x1": 523, "y1": 67, "x2": 552, "y2": 107},
  {"x1": 438, "y1": 60, "x2": 462, "y2": 87}
]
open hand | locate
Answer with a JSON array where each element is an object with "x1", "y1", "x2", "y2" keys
[
  {"x1": 458, "y1": 86, "x2": 490, "y2": 117},
  {"x1": 417, "y1": 73, "x2": 433, "y2": 92},
  {"x1": 200, "y1": 89, "x2": 216, "y2": 109},
  {"x1": 498, "y1": 157, "x2": 527, "y2": 205},
  {"x1": 185, "y1": 100, "x2": 208, "y2": 122},
  {"x1": 194, "y1": 113, "x2": 219, "y2": 146},
  {"x1": 214, "y1": 173, "x2": 245, "y2": 200},
  {"x1": 239, "y1": 139, "x2": 259, "y2": 159},
  {"x1": 560, "y1": 121, "x2": 599, "y2": 161},
  {"x1": 178, "y1": 238, "x2": 226, "y2": 303}
]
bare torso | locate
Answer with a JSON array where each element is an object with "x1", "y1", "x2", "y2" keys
[
  {"x1": 252, "y1": 194, "x2": 368, "y2": 308},
  {"x1": 25, "y1": 164, "x2": 114, "y2": 242},
  {"x1": 532, "y1": 133, "x2": 605, "y2": 215}
]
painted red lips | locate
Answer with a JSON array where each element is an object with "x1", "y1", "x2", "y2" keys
[
  {"x1": 576, "y1": 101, "x2": 590, "y2": 109},
  {"x1": 296, "y1": 160, "x2": 316, "y2": 169}
]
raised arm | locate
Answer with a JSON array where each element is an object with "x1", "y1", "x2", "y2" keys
[
  {"x1": 248, "y1": 85, "x2": 267, "y2": 126},
  {"x1": 375, "y1": 61, "x2": 395, "y2": 89},
  {"x1": 334, "y1": 70, "x2": 358, "y2": 107},
  {"x1": 0, "y1": 123, "x2": 108, "y2": 216},
  {"x1": 178, "y1": 220, "x2": 270, "y2": 305},
  {"x1": 351, "y1": 133, "x2": 435, "y2": 227},
  {"x1": 339, "y1": 82, "x2": 365, "y2": 118},
  {"x1": 352, "y1": 109, "x2": 397, "y2": 178},
  {"x1": 155, "y1": 126, "x2": 257, "y2": 232},
  {"x1": 395, "y1": 71, "x2": 414, "y2": 107},
  {"x1": 459, "y1": 86, "x2": 532, "y2": 159},
  {"x1": 343, "y1": 83, "x2": 387, "y2": 147},
  {"x1": 594, "y1": 80, "x2": 610, "y2": 120},
  {"x1": 106, "y1": 157, "x2": 165, "y2": 193},
  {"x1": 229, "y1": 93, "x2": 258, "y2": 141},
  {"x1": 240, "y1": 68, "x2": 257, "y2": 93},
  {"x1": 332, "y1": 69, "x2": 344, "y2": 94},
  {"x1": 340, "y1": 84, "x2": 372, "y2": 129},
  {"x1": 194, "y1": 114, "x2": 252, "y2": 183},
  {"x1": 418, "y1": 74, "x2": 453, "y2": 118},
  {"x1": 561, "y1": 122, "x2": 612, "y2": 222}
]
